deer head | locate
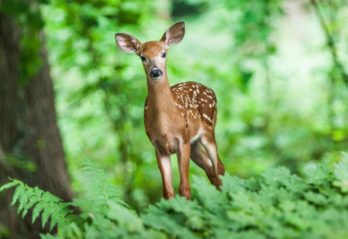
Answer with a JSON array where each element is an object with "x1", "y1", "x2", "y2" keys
[{"x1": 115, "y1": 22, "x2": 185, "y2": 82}]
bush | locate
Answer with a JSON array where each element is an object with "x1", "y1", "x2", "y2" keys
[{"x1": 2, "y1": 154, "x2": 348, "y2": 239}]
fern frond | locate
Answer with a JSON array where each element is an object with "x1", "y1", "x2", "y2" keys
[
  {"x1": 76, "y1": 160, "x2": 122, "y2": 204},
  {"x1": 21, "y1": 187, "x2": 43, "y2": 218},
  {"x1": 1, "y1": 179, "x2": 73, "y2": 232},
  {"x1": 5, "y1": 158, "x2": 348, "y2": 239},
  {"x1": 0, "y1": 179, "x2": 21, "y2": 192},
  {"x1": 11, "y1": 183, "x2": 25, "y2": 206},
  {"x1": 40, "y1": 234, "x2": 58, "y2": 239},
  {"x1": 32, "y1": 200, "x2": 45, "y2": 224}
]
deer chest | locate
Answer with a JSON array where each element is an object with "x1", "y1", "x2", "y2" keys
[{"x1": 144, "y1": 109, "x2": 185, "y2": 154}]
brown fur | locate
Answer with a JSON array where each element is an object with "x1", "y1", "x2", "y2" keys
[{"x1": 116, "y1": 22, "x2": 225, "y2": 199}]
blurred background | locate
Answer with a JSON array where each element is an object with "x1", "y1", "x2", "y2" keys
[{"x1": 0, "y1": 0, "x2": 348, "y2": 237}]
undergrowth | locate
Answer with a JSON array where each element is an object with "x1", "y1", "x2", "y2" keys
[{"x1": 2, "y1": 154, "x2": 348, "y2": 239}]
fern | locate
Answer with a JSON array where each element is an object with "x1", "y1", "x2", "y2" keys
[
  {"x1": 2, "y1": 154, "x2": 348, "y2": 238},
  {"x1": 0, "y1": 179, "x2": 21, "y2": 192},
  {"x1": 1, "y1": 179, "x2": 73, "y2": 232},
  {"x1": 76, "y1": 160, "x2": 121, "y2": 201}
]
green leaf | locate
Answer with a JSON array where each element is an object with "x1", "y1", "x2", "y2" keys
[
  {"x1": 0, "y1": 179, "x2": 21, "y2": 192},
  {"x1": 11, "y1": 185, "x2": 24, "y2": 206},
  {"x1": 303, "y1": 162, "x2": 332, "y2": 186},
  {"x1": 333, "y1": 153, "x2": 348, "y2": 192}
]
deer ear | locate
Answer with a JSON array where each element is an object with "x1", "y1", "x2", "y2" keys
[
  {"x1": 115, "y1": 33, "x2": 141, "y2": 54},
  {"x1": 161, "y1": 21, "x2": 185, "y2": 48}
]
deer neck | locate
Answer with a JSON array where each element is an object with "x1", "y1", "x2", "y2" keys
[{"x1": 146, "y1": 74, "x2": 174, "y2": 111}]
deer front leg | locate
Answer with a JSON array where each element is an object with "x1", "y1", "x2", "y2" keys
[
  {"x1": 155, "y1": 149, "x2": 174, "y2": 199},
  {"x1": 177, "y1": 142, "x2": 191, "y2": 199}
]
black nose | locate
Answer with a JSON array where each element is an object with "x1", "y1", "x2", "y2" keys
[{"x1": 150, "y1": 67, "x2": 162, "y2": 79}]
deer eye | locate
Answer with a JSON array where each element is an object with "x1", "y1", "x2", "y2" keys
[
  {"x1": 161, "y1": 52, "x2": 166, "y2": 58},
  {"x1": 140, "y1": 56, "x2": 146, "y2": 62}
]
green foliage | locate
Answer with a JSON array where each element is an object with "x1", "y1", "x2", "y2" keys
[
  {"x1": 42, "y1": 0, "x2": 161, "y2": 205},
  {"x1": 1, "y1": 0, "x2": 348, "y2": 237},
  {"x1": 223, "y1": 0, "x2": 283, "y2": 58},
  {"x1": 0, "y1": 179, "x2": 72, "y2": 231},
  {"x1": 4, "y1": 0, "x2": 348, "y2": 214},
  {"x1": 2, "y1": 155, "x2": 348, "y2": 238},
  {"x1": 0, "y1": 0, "x2": 46, "y2": 83},
  {"x1": 334, "y1": 153, "x2": 348, "y2": 192}
]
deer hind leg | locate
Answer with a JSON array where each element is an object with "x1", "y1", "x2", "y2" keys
[
  {"x1": 200, "y1": 133, "x2": 225, "y2": 186},
  {"x1": 190, "y1": 141, "x2": 222, "y2": 187}
]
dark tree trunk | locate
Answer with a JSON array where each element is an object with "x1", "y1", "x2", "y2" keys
[{"x1": 0, "y1": 13, "x2": 72, "y2": 238}]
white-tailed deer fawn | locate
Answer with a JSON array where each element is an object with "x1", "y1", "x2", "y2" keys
[{"x1": 115, "y1": 22, "x2": 225, "y2": 199}]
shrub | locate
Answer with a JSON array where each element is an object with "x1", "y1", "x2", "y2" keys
[{"x1": 2, "y1": 154, "x2": 348, "y2": 239}]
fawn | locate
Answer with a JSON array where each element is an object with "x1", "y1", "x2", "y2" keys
[{"x1": 115, "y1": 22, "x2": 225, "y2": 199}]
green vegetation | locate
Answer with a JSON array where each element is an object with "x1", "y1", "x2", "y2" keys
[
  {"x1": 1, "y1": 0, "x2": 348, "y2": 237},
  {"x1": 2, "y1": 154, "x2": 348, "y2": 238},
  {"x1": 45, "y1": 0, "x2": 348, "y2": 203}
]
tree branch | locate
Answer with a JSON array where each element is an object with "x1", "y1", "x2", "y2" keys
[{"x1": 310, "y1": 0, "x2": 348, "y2": 86}]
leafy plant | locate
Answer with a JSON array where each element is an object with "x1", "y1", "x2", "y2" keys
[{"x1": 2, "y1": 153, "x2": 348, "y2": 238}]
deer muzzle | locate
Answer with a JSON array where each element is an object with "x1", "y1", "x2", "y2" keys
[{"x1": 150, "y1": 67, "x2": 162, "y2": 80}]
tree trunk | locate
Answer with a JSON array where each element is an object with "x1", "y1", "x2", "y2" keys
[{"x1": 0, "y1": 13, "x2": 72, "y2": 238}]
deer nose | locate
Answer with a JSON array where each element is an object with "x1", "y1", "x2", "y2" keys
[{"x1": 150, "y1": 67, "x2": 162, "y2": 79}]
